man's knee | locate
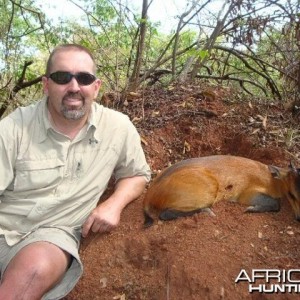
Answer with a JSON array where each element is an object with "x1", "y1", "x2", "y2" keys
[{"x1": 4, "y1": 242, "x2": 70, "y2": 284}]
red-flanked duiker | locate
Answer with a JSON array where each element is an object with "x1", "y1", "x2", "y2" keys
[{"x1": 143, "y1": 155, "x2": 300, "y2": 227}]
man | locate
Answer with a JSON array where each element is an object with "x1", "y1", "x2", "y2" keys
[{"x1": 0, "y1": 44, "x2": 151, "y2": 299}]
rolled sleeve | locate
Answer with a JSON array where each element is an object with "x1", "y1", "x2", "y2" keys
[
  {"x1": 0, "y1": 117, "x2": 18, "y2": 195},
  {"x1": 113, "y1": 120, "x2": 151, "y2": 182}
]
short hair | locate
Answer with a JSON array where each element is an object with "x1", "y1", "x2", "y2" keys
[{"x1": 45, "y1": 44, "x2": 96, "y2": 76}]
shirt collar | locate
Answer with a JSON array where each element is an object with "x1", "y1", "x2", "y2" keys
[
  {"x1": 88, "y1": 102, "x2": 103, "y2": 142},
  {"x1": 36, "y1": 98, "x2": 103, "y2": 143}
]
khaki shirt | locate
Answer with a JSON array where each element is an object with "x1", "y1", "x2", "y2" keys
[{"x1": 0, "y1": 98, "x2": 151, "y2": 245}]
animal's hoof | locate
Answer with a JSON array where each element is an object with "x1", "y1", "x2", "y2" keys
[{"x1": 202, "y1": 208, "x2": 216, "y2": 217}]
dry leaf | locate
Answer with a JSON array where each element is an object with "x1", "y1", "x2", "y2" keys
[
  {"x1": 151, "y1": 111, "x2": 160, "y2": 117},
  {"x1": 248, "y1": 116, "x2": 255, "y2": 123},
  {"x1": 256, "y1": 114, "x2": 264, "y2": 121},
  {"x1": 141, "y1": 136, "x2": 148, "y2": 146},
  {"x1": 183, "y1": 140, "x2": 191, "y2": 154},
  {"x1": 251, "y1": 128, "x2": 260, "y2": 135},
  {"x1": 269, "y1": 130, "x2": 281, "y2": 135},
  {"x1": 113, "y1": 294, "x2": 126, "y2": 300},
  {"x1": 175, "y1": 101, "x2": 186, "y2": 108},
  {"x1": 262, "y1": 116, "x2": 267, "y2": 129},
  {"x1": 128, "y1": 92, "x2": 140, "y2": 98},
  {"x1": 132, "y1": 116, "x2": 142, "y2": 123}
]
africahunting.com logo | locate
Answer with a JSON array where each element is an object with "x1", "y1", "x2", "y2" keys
[{"x1": 235, "y1": 269, "x2": 300, "y2": 293}]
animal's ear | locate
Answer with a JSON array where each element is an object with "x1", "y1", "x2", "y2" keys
[
  {"x1": 268, "y1": 165, "x2": 281, "y2": 179},
  {"x1": 289, "y1": 160, "x2": 298, "y2": 173}
]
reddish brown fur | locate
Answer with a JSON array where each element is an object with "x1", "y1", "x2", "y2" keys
[{"x1": 143, "y1": 155, "x2": 300, "y2": 224}]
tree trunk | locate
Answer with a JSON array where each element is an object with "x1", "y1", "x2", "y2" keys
[
  {"x1": 189, "y1": 0, "x2": 233, "y2": 80},
  {"x1": 127, "y1": 0, "x2": 148, "y2": 93}
]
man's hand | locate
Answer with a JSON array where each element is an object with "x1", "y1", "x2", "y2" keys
[
  {"x1": 81, "y1": 176, "x2": 147, "y2": 238},
  {"x1": 81, "y1": 199, "x2": 120, "y2": 237}
]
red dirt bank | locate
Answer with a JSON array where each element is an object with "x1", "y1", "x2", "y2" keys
[{"x1": 65, "y1": 84, "x2": 300, "y2": 300}]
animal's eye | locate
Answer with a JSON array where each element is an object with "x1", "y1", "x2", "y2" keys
[{"x1": 288, "y1": 192, "x2": 297, "y2": 201}]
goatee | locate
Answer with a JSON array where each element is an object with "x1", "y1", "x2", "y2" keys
[{"x1": 61, "y1": 92, "x2": 86, "y2": 120}]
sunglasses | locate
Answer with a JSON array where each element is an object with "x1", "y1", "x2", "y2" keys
[{"x1": 49, "y1": 71, "x2": 97, "y2": 86}]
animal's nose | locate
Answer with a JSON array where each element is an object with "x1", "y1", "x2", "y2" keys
[{"x1": 296, "y1": 215, "x2": 300, "y2": 222}]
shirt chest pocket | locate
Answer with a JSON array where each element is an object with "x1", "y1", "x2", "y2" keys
[{"x1": 13, "y1": 159, "x2": 64, "y2": 192}]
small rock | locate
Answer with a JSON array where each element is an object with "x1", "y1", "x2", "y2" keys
[{"x1": 100, "y1": 277, "x2": 107, "y2": 288}]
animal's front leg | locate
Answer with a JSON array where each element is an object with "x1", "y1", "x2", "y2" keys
[{"x1": 245, "y1": 194, "x2": 280, "y2": 213}]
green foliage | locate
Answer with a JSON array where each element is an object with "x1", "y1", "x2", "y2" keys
[
  {"x1": 0, "y1": 0, "x2": 299, "y2": 106},
  {"x1": 94, "y1": 0, "x2": 117, "y2": 24},
  {"x1": 186, "y1": 48, "x2": 208, "y2": 60}
]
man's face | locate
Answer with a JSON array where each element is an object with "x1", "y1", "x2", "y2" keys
[{"x1": 42, "y1": 50, "x2": 101, "y2": 121}]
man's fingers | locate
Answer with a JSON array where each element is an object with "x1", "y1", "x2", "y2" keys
[
  {"x1": 82, "y1": 216, "x2": 95, "y2": 238},
  {"x1": 92, "y1": 222, "x2": 112, "y2": 233},
  {"x1": 82, "y1": 218, "x2": 114, "y2": 237},
  {"x1": 91, "y1": 222, "x2": 101, "y2": 233}
]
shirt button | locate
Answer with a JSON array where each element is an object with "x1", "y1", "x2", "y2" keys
[{"x1": 36, "y1": 206, "x2": 42, "y2": 213}]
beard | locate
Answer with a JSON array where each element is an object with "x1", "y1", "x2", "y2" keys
[{"x1": 61, "y1": 92, "x2": 87, "y2": 120}]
